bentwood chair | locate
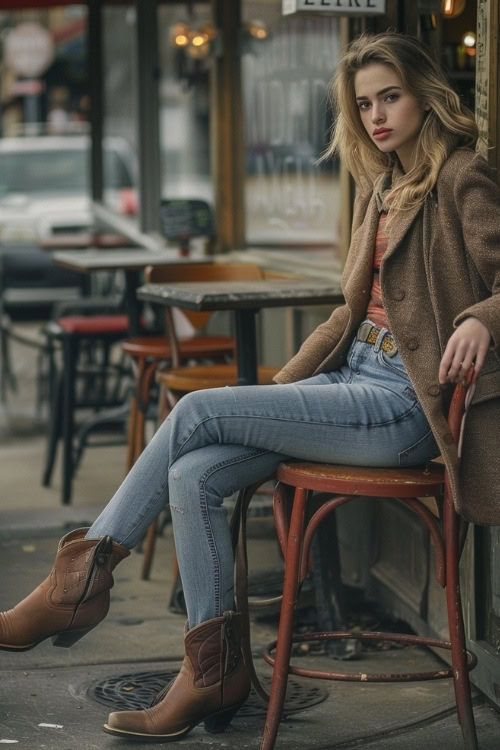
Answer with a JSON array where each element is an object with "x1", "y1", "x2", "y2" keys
[
  {"x1": 235, "y1": 376, "x2": 479, "y2": 750},
  {"x1": 123, "y1": 262, "x2": 276, "y2": 473}
]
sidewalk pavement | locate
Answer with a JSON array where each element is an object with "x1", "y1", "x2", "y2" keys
[{"x1": 1, "y1": 526, "x2": 499, "y2": 750}]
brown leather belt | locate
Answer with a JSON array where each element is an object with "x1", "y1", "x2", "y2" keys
[{"x1": 358, "y1": 321, "x2": 398, "y2": 357}]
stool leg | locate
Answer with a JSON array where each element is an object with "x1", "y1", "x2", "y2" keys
[
  {"x1": 141, "y1": 519, "x2": 158, "y2": 580},
  {"x1": 61, "y1": 333, "x2": 77, "y2": 505},
  {"x1": 444, "y1": 499, "x2": 478, "y2": 749},
  {"x1": 41, "y1": 371, "x2": 63, "y2": 487},
  {"x1": 126, "y1": 394, "x2": 138, "y2": 472},
  {"x1": 260, "y1": 487, "x2": 308, "y2": 750}
]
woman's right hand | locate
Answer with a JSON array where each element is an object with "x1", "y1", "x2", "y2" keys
[{"x1": 439, "y1": 317, "x2": 491, "y2": 385}]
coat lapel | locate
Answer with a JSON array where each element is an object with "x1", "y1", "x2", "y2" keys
[{"x1": 383, "y1": 202, "x2": 422, "y2": 263}]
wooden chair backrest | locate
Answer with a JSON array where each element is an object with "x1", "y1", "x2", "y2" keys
[{"x1": 144, "y1": 262, "x2": 265, "y2": 331}]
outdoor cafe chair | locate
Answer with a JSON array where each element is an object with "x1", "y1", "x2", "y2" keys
[
  {"x1": 233, "y1": 376, "x2": 479, "y2": 750},
  {"x1": 122, "y1": 262, "x2": 273, "y2": 473}
]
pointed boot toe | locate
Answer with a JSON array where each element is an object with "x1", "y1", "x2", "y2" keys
[
  {"x1": 104, "y1": 708, "x2": 192, "y2": 741},
  {"x1": 104, "y1": 710, "x2": 155, "y2": 738},
  {"x1": 0, "y1": 529, "x2": 129, "y2": 651},
  {"x1": 102, "y1": 612, "x2": 250, "y2": 742}
]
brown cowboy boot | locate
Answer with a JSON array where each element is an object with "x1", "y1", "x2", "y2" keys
[
  {"x1": 104, "y1": 611, "x2": 251, "y2": 741},
  {"x1": 0, "y1": 528, "x2": 129, "y2": 651}
]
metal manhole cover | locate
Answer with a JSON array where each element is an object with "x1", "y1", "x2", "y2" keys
[{"x1": 88, "y1": 670, "x2": 327, "y2": 717}]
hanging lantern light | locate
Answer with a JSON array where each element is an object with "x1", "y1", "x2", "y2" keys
[
  {"x1": 247, "y1": 20, "x2": 268, "y2": 40},
  {"x1": 462, "y1": 31, "x2": 476, "y2": 56},
  {"x1": 442, "y1": 0, "x2": 466, "y2": 18},
  {"x1": 186, "y1": 29, "x2": 211, "y2": 59},
  {"x1": 171, "y1": 22, "x2": 190, "y2": 48}
]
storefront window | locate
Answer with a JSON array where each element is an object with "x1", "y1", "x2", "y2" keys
[
  {"x1": 102, "y1": 2, "x2": 138, "y2": 223},
  {"x1": 0, "y1": 6, "x2": 91, "y2": 244},
  {"x1": 157, "y1": 3, "x2": 213, "y2": 205},
  {"x1": 242, "y1": 3, "x2": 341, "y2": 247}
]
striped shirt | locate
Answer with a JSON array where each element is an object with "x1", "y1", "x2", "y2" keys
[{"x1": 365, "y1": 211, "x2": 391, "y2": 331}]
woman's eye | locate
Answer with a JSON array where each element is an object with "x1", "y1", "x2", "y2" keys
[
  {"x1": 386, "y1": 93, "x2": 399, "y2": 102},
  {"x1": 358, "y1": 102, "x2": 370, "y2": 110}
]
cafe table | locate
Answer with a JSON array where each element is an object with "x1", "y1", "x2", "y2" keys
[
  {"x1": 52, "y1": 248, "x2": 210, "y2": 336},
  {"x1": 136, "y1": 278, "x2": 343, "y2": 386}
]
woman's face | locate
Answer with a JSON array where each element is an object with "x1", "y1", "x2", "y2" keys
[{"x1": 354, "y1": 63, "x2": 429, "y2": 171}]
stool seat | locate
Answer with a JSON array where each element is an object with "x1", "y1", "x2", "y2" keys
[
  {"x1": 57, "y1": 314, "x2": 130, "y2": 335},
  {"x1": 159, "y1": 364, "x2": 279, "y2": 391},
  {"x1": 122, "y1": 335, "x2": 234, "y2": 359},
  {"x1": 277, "y1": 460, "x2": 445, "y2": 497}
]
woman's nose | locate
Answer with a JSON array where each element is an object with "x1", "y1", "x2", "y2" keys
[{"x1": 371, "y1": 105, "x2": 385, "y2": 124}]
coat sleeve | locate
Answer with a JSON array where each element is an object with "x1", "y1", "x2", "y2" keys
[
  {"x1": 453, "y1": 154, "x2": 500, "y2": 349},
  {"x1": 273, "y1": 190, "x2": 369, "y2": 384}
]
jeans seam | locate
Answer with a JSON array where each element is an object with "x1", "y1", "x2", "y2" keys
[
  {"x1": 118, "y1": 482, "x2": 169, "y2": 547},
  {"x1": 174, "y1": 402, "x2": 421, "y2": 454},
  {"x1": 197, "y1": 447, "x2": 270, "y2": 618}
]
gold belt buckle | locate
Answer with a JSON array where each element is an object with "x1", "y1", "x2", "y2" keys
[
  {"x1": 367, "y1": 328, "x2": 379, "y2": 345},
  {"x1": 381, "y1": 338, "x2": 395, "y2": 354}
]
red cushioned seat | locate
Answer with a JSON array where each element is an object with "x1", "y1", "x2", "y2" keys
[{"x1": 57, "y1": 315, "x2": 130, "y2": 335}]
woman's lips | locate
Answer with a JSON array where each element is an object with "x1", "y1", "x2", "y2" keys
[{"x1": 373, "y1": 130, "x2": 392, "y2": 141}]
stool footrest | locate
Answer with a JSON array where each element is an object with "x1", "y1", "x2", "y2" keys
[{"x1": 263, "y1": 631, "x2": 477, "y2": 682}]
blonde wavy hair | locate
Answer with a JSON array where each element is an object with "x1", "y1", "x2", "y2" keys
[{"x1": 323, "y1": 32, "x2": 479, "y2": 220}]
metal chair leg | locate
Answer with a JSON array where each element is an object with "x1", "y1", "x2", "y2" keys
[
  {"x1": 41, "y1": 371, "x2": 63, "y2": 487},
  {"x1": 444, "y1": 495, "x2": 478, "y2": 749},
  {"x1": 61, "y1": 333, "x2": 78, "y2": 505},
  {"x1": 141, "y1": 519, "x2": 158, "y2": 581},
  {"x1": 260, "y1": 487, "x2": 308, "y2": 750}
]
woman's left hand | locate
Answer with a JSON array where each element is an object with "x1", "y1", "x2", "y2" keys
[{"x1": 439, "y1": 317, "x2": 491, "y2": 385}]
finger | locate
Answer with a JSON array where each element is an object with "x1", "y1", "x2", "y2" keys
[
  {"x1": 472, "y1": 343, "x2": 489, "y2": 381},
  {"x1": 439, "y1": 342, "x2": 456, "y2": 383},
  {"x1": 447, "y1": 342, "x2": 469, "y2": 382},
  {"x1": 456, "y1": 343, "x2": 478, "y2": 381}
]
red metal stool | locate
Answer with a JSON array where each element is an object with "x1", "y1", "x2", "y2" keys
[
  {"x1": 42, "y1": 314, "x2": 131, "y2": 504},
  {"x1": 248, "y1": 378, "x2": 479, "y2": 750}
]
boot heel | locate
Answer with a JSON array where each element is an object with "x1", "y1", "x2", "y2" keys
[
  {"x1": 204, "y1": 702, "x2": 244, "y2": 734},
  {"x1": 51, "y1": 627, "x2": 94, "y2": 648}
]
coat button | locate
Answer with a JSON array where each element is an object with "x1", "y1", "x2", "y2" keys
[
  {"x1": 444, "y1": 432, "x2": 455, "y2": 445},
  {"x1": 407, "y1": 338, "x2": 419, "y2": 350},
  {"x1": 427, "y1": 384, "x2": 440, "y2": 396},
  {"x1": 392, "y1": 289, "x2": 405, "y2": 301}
]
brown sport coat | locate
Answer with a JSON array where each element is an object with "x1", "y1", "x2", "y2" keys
[{"x1": 274, "y1": 148, "x2": 500, "y2": 525}]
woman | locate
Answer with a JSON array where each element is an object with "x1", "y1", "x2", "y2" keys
[{"x1": 1, "y1": 31, "x2": 499, "y2": 741}]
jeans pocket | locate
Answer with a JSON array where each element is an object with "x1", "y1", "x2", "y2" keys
[
  {"x1": 377, "y1": 348, "x2": 408, "y2": 378},
  {"x1": 398, "y1": 429, "x2": 440, "y2": 467}
]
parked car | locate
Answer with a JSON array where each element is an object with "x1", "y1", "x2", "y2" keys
[{"x1": 0, "y1": 135, "x2": 137, "y2": 244}]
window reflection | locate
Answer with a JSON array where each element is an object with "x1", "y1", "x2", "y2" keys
[
  {"x1": 243, "y1": 4, "x2": 340, "y2": 247},
  {"x1": 102, "y1": 2, "x2": 138, "y2": 222},
  {"x1": 158, "y1": 4, "x2": 213, "y2": 206}
]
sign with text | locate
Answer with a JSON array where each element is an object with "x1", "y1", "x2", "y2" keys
[
  {"x1": 283, "y1": 0, "x2": 385, "y2": 16},
  {"x1": 159, "y1": 199, "x2": 214, "y2": 241}
]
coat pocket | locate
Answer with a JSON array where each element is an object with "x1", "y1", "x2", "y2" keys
[{"x1": 471, "y1": 368, "x2": 500, "y2": 405}]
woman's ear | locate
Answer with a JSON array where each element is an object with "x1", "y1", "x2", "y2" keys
[{"x1": 424, "y1": 103, "x2": 431, "y2": 111}]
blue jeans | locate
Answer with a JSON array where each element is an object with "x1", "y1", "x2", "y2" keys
[{"x1": 87, "y1": 323, "x2": 439, "y2": 627}]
